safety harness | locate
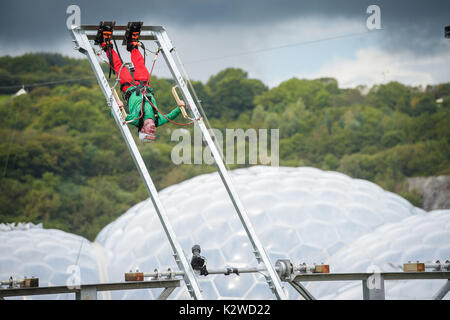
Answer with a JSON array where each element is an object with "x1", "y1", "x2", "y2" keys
[
  {"x1": 123, "y1": 81, "x2": 160, "y2": 130},
  {"x1": 101, "y1": 28, "x2": 192, "y2": 129}
]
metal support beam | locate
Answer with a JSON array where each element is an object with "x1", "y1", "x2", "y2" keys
[
  {"x1": 0, "y1": 279, "x2": 180, "y2": 299},
  {"x1": 70, "y1": 26, "x2": 202, "y2": 300},
  {"x1": 291, "y1": 271, "x2": 450, "y2": 282},
  {"x1": 76, "y1": 287, "x2": 97, "y2": 300},
  {"x1": 288, "y1": 280, "x2": 315, "y2": 300},
  {"x1": 74, "y1": 23, "x2": 285, "y2": 300},
  {"x1": 433, "y1": 280, "x2": 450, "y2": 300},
  {"x1": 154, "y1": 28, "x2": 287, "y2": 301},
  {"x1": 157, "y1": 286, "x2": 176, "y2": 300}
]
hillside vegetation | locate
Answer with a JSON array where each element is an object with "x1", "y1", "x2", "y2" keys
[{"x1": 1, "y1": 53, "x2": 449, "y2": 240}]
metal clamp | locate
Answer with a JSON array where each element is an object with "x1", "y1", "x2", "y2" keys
[
  {"x1": 152, "y1": 268, "x2": 161, "y2": 280},
  {"x1": 275, "y1": 259, "x2": 293, "y2": 280}
]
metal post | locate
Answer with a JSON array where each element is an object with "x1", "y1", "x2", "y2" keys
[
  {"x1": 69, "y1": 26, "x2": 203, "y2": 300},
  {"x1": 433, "y1": 280, "x2": 450, "y2": 300},
  {"x1": 76, "y1": 286, "x2": 97, "y2": 300},
  {"x1": 362, "y1": 275, "x2": 385, "y2": 300},
  {"x1": 154, "y1": 28, "x2": 287, "y2": 300},
  {"x1": 288, "y1": 280, "x2": 315, "y2": 300},
  {"x1": 157, "y1": 287, "x2": 176, "y2": 300}
]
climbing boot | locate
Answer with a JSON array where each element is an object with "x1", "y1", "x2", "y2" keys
[
  {"x1": 125, "y1": 21, "x2": 143, "y2": 52},
  {"x1": 94, "y1": 21, "x2": 115, "y2": 50}
]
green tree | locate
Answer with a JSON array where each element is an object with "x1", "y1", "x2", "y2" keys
[
  {"x1": 206, "y1": 68, "x2": 266, "y2": 119},
  {"x1": 368, "y1": 81, "x2": 411, "y2": 112}
]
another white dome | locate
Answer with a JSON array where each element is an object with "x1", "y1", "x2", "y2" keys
[
  {"x1": 316, "y1": 209, "x2": 450, "y2": 300},
  {"x1": 0, "y1": 224, "x2": 106, "y2": 300}
]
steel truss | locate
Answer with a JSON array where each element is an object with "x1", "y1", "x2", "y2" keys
[
  {"x1": 0, "y1": 279, "x2": 180, "y2": 300},
  {"x1": 70, "y1": 23, "x2": 286, "y2": 300}
]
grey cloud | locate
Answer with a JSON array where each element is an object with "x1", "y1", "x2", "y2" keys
[{"x1": 0, "y1": 1, "x2": 448, "y2": 58}]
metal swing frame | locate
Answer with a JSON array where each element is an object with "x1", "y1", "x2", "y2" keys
[{"x1": 69, "y1": 23, "x2": 287, "y2": 300}]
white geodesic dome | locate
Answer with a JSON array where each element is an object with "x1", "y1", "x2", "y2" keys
[
  {"x1": 316, "y1": 209, "x2": 450, "y2": 300},
  {"x1": 0, "y1": 223, "x2": 106, "y2": 300},
  {"x1": 1, "y1": 166, "x2": 448, "y2": 300},
  {"x1": 94, "y1": 166, "x2": 448, "y2": 299}
]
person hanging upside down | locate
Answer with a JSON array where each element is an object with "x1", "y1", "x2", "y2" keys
[{"x1": 98, "y1": 26, "x2": 182, "y2": 142}]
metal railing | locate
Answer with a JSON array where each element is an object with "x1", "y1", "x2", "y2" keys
[{"x1": 0, "y1": 279, "x2": 180, "y2": 300}]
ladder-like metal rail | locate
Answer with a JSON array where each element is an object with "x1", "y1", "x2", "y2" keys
[{"x1": 70, "y1": 26, "x2": 203, "y2": 299}]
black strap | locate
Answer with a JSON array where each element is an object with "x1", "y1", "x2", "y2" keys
[
  {"x1": 107, "y1": 46, "x2": 114, "y2": 78},
  {"x1": 126, "y1": 84, "x2": 159, "y2": 129},
  {"x1": 123, "y1": 81, "x2": 149, "y2": 100},
  {"x1": 138, "y1": 99, "x2": 145, "y2": 131},
  {"x1": 113, "y1": 38, "x2": 123, "y2": 66},
  {"x1": 152, "y1": 102, "x2": 159, "y2": 127}
]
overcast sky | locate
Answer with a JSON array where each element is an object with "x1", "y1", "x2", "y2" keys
[{"x1": 0, "y1": 0, "x2": 449, "y2": 88}]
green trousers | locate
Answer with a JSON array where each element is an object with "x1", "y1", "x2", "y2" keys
[{"x1": 125, "y1": 86, "x2": 181, "y2": 127}]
